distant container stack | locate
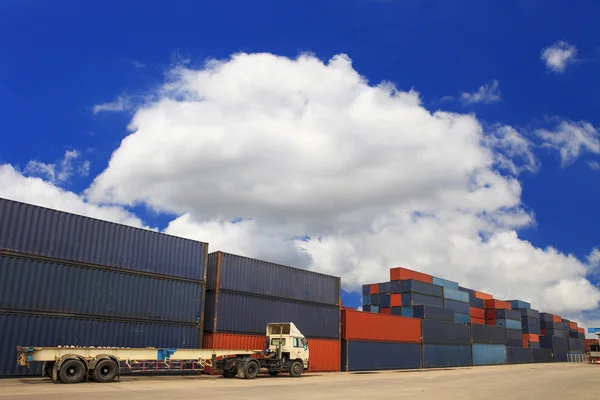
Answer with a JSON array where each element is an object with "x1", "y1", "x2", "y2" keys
[
  {"x1": 539, "y1": 313, "x2": 570, "y2": 362},
  {"x1": 203, "y1": 251, "x2": 341, "y2": 372},
  {"x1": 458, "y1": 286, "x2": 486, "y2": 325},
  {"x1": 0, "y1": 197, "x2": 208, "y2": 377}
]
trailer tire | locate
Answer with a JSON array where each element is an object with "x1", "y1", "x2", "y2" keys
[
  {"x1": 58, "y1": 359, "x2": 86, "y2": 384},
  {"x1": 243, "y1": 360, "x2": 260, "y2": 379},
  {"x1": 289, "y1": 361, "x2": 303, "y2": 378},
  {"x1": 92, "y1": 358, "x2": 119, "y2": 383},
  {"x1": 44, "y1": 362, "x2": 55, "y2": 379},
  {"x1": 268, "y1": 370, "x2": 280, "y2": 377},
  {"x1": 222, "y1": 369, "x2": 237, "y2": 378}
]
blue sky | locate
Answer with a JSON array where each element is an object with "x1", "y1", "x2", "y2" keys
[{"x1": 1, "y1": 1, "x2": 600, "y2": 320}]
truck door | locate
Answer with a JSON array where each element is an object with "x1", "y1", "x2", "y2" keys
[{"x1": 293, "y1": 337, "x2": 304, "y2": 358}]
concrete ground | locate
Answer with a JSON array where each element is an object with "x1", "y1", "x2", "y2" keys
[{"x1": 1, "y1": 363, "x2": 599, "y2": 400}]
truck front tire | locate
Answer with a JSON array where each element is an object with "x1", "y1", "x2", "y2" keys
[
  {"x1": 243, "y1": 360, "x2": 260, "y2": 379},
  {"x1": 289, "y1": 361, "x2": 303, "y2": 378}
]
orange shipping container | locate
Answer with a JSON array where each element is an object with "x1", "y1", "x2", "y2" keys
[
  {"x1": 552, "y1": 315, "x2": 561, "y2": 323},
  {"x1": 389, "y1": 267, "x2": 432, "y2": 284},
  {"x1": 370, "y1": 284, "x2": 379, "y2": 294},
  {"x1": 380, "y1": 307, "x2": 391, "y2": 314},
  {"x1": 523, "y1": 334, "x2": 539, "y2": 343},
  {"x1": 578, "y1": 328, "x2": 585, "y2": 334},
  {"x1": 486, "y1": 318, "x2": 498, "y2": 326},
  {"x1": 569, "y1": 322, "x2": 578, "y2": 330},
  {"x1": 474, "y1": 291, "x2": 493, "y2": 300},
  {"x1": 470, "y1": 307, "x2": 485, "y2": 319},
  {"x1": 470, "y1": 317, "x2": 486, "y2": 325},
  {"x1": 391, "y1": 294, "x2": 402, "y2": 307},
  {"x1": 342, "y1": 309, "x2": 421, "y2": 343},
  {"x1": 522, "y1": 339, "x2": 529, "y2": 348},
  {"x1": 484, "y1": 299, "x2": 511, "y2": 310}
]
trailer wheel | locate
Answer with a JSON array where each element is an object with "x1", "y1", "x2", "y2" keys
[
  {"x1": 58, "y1": 359, "x2": 86, "y2": 384},
  {"x1": 92, "y1": 359, "x2": 119, "y2": 383},
  {"x1": 243, "y1": 360, "x2": 260, "y2": 379},
  {"x1": 44, "y1": 362, "x2": 55, "y2": 379},
  {"x1": 222, "y1": 369, "x2": 237, "y2": 378},
  {"x1": 289, "y1": 361, "x2": 303, "y2": 378},
  {"x1": 268, "y1": 370, "x2": 280, "y2": 377}
]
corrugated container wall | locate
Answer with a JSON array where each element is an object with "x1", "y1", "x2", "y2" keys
[
  {"x1": 341, "y1": 341, "x2": 421, "y2": 371},
  {"x1": 0, "y1": 198, "x2": 208, "y2": 280},
  {"x1": 341, "y1": 310, "x2": 421, "y2": 343},
  {"x1": 0, "y1": 312, "x2": 201, "y2": 376},
  {"x1": 472, "y1": 344, "x2": 507, "y2": 365},
  {"x1": 422, "y1": 344, "x2": 471, "y2": 368},
  {"x1": 206, "y1": 252, "x2": 340, "y2": 306}
]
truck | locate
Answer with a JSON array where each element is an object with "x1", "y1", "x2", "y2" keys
[{"x1": 16, "y1": 322, "x2": 309, "y2": 384}]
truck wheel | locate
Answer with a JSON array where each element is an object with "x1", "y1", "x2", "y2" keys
[
  {"x1": 243, "y1": 360, "x2": 260, "y2": 379},
  {"x1": 222, "y1": 369, "x2": 237, "y2": 378},
  {"x1": 92, "y1": 359, "x2": 119, "y2": 383},
  {"x1": 289, "y1": 361, "x2": 303, "y2": 378},
  {"x1": 58, "y1": 359, "x2": 86, "y2": 384},
  {"x1": 268, "y1": 370, "x2": 280, "y2": 377},
  {"x1": 44, "y1": 362, "x2": 55, "y2": 378}
]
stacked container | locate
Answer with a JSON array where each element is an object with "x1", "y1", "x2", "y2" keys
[
  {"x1": 470, "y1": 324, "x2": 507, "y2": 366},
  {"x1": 395, "y1": 279, "x2": 444, "y2": 317},
  {"x1": 436, "y1": 278, "x2": 469, "y2": 324},
  {"x1": 566, "y1": 321, "x2": 585, "y2": 355},
  {"x1": 422, "y1": 319, "x2": 472, "y2": 368},
  {"x1": 203, "y1": 251, "x2": 341, "y2": 372},
  {"x1": 539, "y1": 313, "x2": 569, "y2": 362},
  {"x1": 340, "y1": 310, "x2": 421, "y2": 371},
  {"x1": 515, "y1": 306, "x2": 541, "y2": 349},
  {"x1": 0, "y1": 197, "x2": 208, "y2": 377}
]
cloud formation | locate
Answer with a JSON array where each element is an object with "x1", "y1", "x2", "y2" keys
[
  {"x1": 541, "y1": 41, "x2": 578, "y2": 73},
  {"x1": 536, "y1": 120, "x2": 600, "y2": 166},
  {"x1": 24, "y1": 150, "x2": 90, "y2": 185},
  {"x1": 93, "y1": 95, "x2": 133, "y2": 114},
  {"x1": 461, "y1": 79, "x2": 501, "y2": 104},
  {"x1": 79, "y1": 52, "x2": 600, "y2": 319}
]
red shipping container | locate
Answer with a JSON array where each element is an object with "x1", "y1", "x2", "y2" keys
[
  {"x1": 578, "y1": 328, "x2": 585, "y2": 334},
  {"x1": 389, "y1": 267, "x2": 432, "y2": 284},
  {"x1": 474, "y1": 291, "x2": 493, "y2": 300},
  {"x1": 522, "y1": 339, "x2": 529, "y2": 348},
  {"x1": 552, "y1": 315, "x2": 561, "y2": 323},
  {"x1": 523, "y1": 334, "x2": 539, "y2": 343},
  {"x1": 380, "y1": 307, "x2": 391, "y2": 314},
  {"x1": 541, "y1": 328, "x2": 547, "y2": 335},
  {"x1": 486, "y1": 318, "x2": 498, "y2": 326},
  {"x1": 470, "y1": 317, "x2": 486, "y2": 325},
  {"x1": 484, "y1": 299, "x2": 511, "y2": 310},
  {"x1": 370, "y1": 284, "x2": 379, "y2": 294},
  {"x1": 341, "y1": 309, "x2": 421, "y2": 343},
  {"x1": 390, "y1": 294, "x2": 402, "y2": 307},
  {"x1": 569, "y1": 322, "x2": 578, "y2": 330},
  {"x1": 470, "y1": 307, "x2": 485, "y2": 319}
]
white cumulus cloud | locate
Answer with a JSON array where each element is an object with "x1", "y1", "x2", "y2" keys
[
  {"x1": 588, "y1": 161, "x2": 600, "y2": 171},
  {"x1": 79, "y1": 52, "x2": 600, "y2": 318},
  {"x1": 536, "y1": 120, "x2": 600, "y2": 166},
  {"x1": 93, "y1": 95, "x2": 133, "y2": 114},
  {"x1": 24, "y1": 149, "x2": 90, "y2": 185},
  {"x1": 461, "y1": 79, "x2": 501, "y2": 104},
  {"x1": 541, "y1": 41, "x2": 578, "y2": 73}
]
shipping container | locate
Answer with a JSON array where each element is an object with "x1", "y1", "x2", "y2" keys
[
  {"x1": 539, "y1": 313, "x2": 554, "y2": 322},
  {"x1": 370, "y1": 294, "x2": 380, "y2": 305},
  {"x1": 0, "y1": 198, "x2": 207, "y2": 280},
  {"x1": 390, "y1": 294, "x2": 402, "y2": 307},
  {"x1": 363, "y1": 294, "x2": 370, "y2": 306},
  {"x1": 522, "y1": 324, "x2": 541, "y2": 335},
  {"x1": 432, "y1": 277, "x2": 459, "y2": 290},
  {"x1": 470, "y1": 317, "x2": 485, "y2": 325},
  {"x1": 422, "y1": 344, "x2": 471, "y2": 368},
  {"x1": 395, "y1": 280, "x2": 443, "y2": 297},
  {"x1": 507, "y1": 347, "x2": 532, "y2": 364},
  {"x1": 363, "y1": 305, "x2": 371, "y2": 312},
  {"x1": 390, "y1": 307, "x2": 413, "y2": 317},
  {"x1": 508, "y1": 300, "x2": 530, "y2": 309},
  {"x1": 529, "y1": 342, "x2": 540, "y2": 349},
  {"x1": 442, "y1": 288, "x2": 469, "y2": 303},
  {"x1": 379, "y1": 294, "x2": 391, "y2": 308},
  {"x1": 390, "y1": 267, "x2": 432, "y2": 284},
  {"x1": 544, "y1": 329, "x2": 569, "y2": 338},
  {"x1": 553, "y1": 316, "x2": 562, "y2": 323},
  {"x1": 0, "y1": 312, "x2": 201, "y2": 376},
  {"x1": 540, "y1": 321, "x2": 561, "y2": 330},
  {"x1": 569, "y1": 331, "x2": 579, "y2": 339},
  {"x1": 401, "y1": 293, "x2": 443, "y2": 308},
  {"x1": 362, "y1": 285, "x2": 370, "y2": 295},
  {"x1": 341, "y1": 340, "x2": 420, "y2": 371},
  {"x1": 553, "y1": 352, "x2": 568, "y2": 362},
  {"x1": 459, "y1": 286, "x2": 476, "y2": 297},
  {"x1": 506, "y1": 329, "x2": 522, "y2": 341},
  {"x1": 370, "y1": 284, "x2": 379, "y2": 294},
  {"x1": 470, "y1": 307, "x2": 485, "y2": 319},
  {"x1": 471, "y1": 324, "x2": 506, "y2": 345},
  {"x1": 379, "y1": 307, "x2": 391, "y2": 314},
  {"x1": 412, "y1": 305, "x2": 454, "y2": 322},
  {"x1": 522, "y1": 316, "x2": 541, "y2": 326},
  {"x1": 454, "y1": 313, "x2": 470, "y2": 324},
  {"x1": 484, "y1": 299, "x2": 511, "y2": 310},
  {"x1": 204, "y1": 291, "x2": 339, "y2": 338},
  {"x1": 443, "y1": 299, "x2": 470, "y2": 314},
  {"x1": 206, "y1": 252, "x2": 340, "y2": 306},
  {"x1": 202, "y1": 332, "x2": 265, "y2": 350},
  {"x1": 506, "y1": 339, "x2": 522, "y2": 347},
  {"x1": 307, "y1": 338, "x2": 341, "y2": 372},
  {"x1": 569, "y1": 322, "x2": 578, "y2": 330},
  {"x1": 474, "y1": 291, "x2": 493, "y2": 300},
  {"x1": 515, "y1": 308, "x2": 540, "y2": 318},
  {"x1": 559, "y1": 322, "x2": 569, "y2": 331},
  {"x1": 523, "y1": 334, "x2": 539, "y2": 343},
  {"x1": 578, "y1": 332, "x2": 585, "y2": 340},
  {"x1": 0, "y1": 255, "x2": 203, "y2": 324},
  {"x1": 485, "y1": 309, "x2": 521, "y2": 321},
  {"x1": 378, "y1": 282, "x2": 391, "y2": 294},
  {"x1": 472, "y1": 344, "x2": 506, "y2": 365},
  {"x1": 341, "y1": 309, "x2": 421, "y2": 343},
  {"x1": 568, "y1": 338, "x2": 584, "y2": 352},
  {"x1": 422, "y1": 320, "x2": 471, "y2": 345},
  {"x1": 532, "y1": 348, "x2": 553, "y2": 363},
  {"x1": 469, "y1": 297, "x2": 484, "y2": 308},
  {"x1": 539, "y1": 335, "x2": 569, "y2": 351},
  {"x1": 370, "y1": 306, "x2": 380, "y2": 313},
  {"x1": 495, "y1": 319, "x2": 522, "y2": 330}
]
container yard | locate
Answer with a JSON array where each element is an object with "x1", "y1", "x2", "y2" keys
[{"x1": 0, "y1": 196, "x2": 597, "y2": 388}]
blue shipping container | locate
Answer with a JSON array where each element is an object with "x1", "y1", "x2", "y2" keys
[
  {"x1": 509, "y1": 300, "x2": 530, "y2": 309},
  {"x1": 370, "y1": 306, "x2": 380, "y2": 313},
  {"x1": 454, "y1": 313, "x2": 470, "y2": 324},
  {"x1": 553, "y1": 351, "x2": 568, "y2": 362},
  {"x1": 396, "y1": 280, "x2": 443, "y2": 297},
  {"x1": 443, "y1": 299, "x2": 470, "y2": 314},
  {"x1": 412, "y1": 305, "x2": 454, "y2": 322},
  {"x1": 506, "y1": 347, "x2": 532, "y2": 364},
  {"x1": 507, "y1": 339, "x2": 522, "y2": 347},
  {"x1": 363, "y1": 294, "x2": 370, "y2": 306},
  {"x1": 422, "y1": 344, "x2": 471, "y2": 368},
  {"x1": 442, "y1": 288, "x2": 469, "y2": 303},
  {"x1": 472, "y1": 343, "x2": 506, "y2": 365},
  {"x1": 470, "y1": 324, "x2": 506, "y2": 345},
  {"x1": 516, "y1": 308, "x2": 540, "y2": 318},
  {"x1": 432, "y1": 277, "x2": 459, "y2": 290},
  {"x1": 539, "y1": 335, "x2": 569, "y2": 351},
  {"x1": 363, "y1": 305, "x2": 371, "y2": 312},
  {"x1": 522, "y1": 324, "x2": 541, "y2": 335},
  {"x1": 341, "y1": 340, "x2": 421, "y2": 371},
  {"x1": 401, "y1": 293, "x2": 443, "y2": 308},
  {"x1": 540, "y1": 321, "x2": 561, "y2": 330},
  {"x1": 206, "y1": 252, "x2": 340, "y2": 306},
  {"x1": 470, "y1": 297, "x2": 484, "y2": 308},
  {"x1": 532, "y1": 348, "x2": 553, "y2": 362},
  {"x1": 0, "y1": 197, "x2": 207, "y2": 280},
  {"x1": 506, "y1": 329, "x2": 522, "y2": 341},
  {"x1": 529, "y1": 342, "x2": 540, "y2": 349},
  {"x1": 568, "y1": 338, "x2": 584, "y2": 351},
  {"x1": 362, "y1": 285, "x2": 370, "y2": 295},
  {"x1": 0, "y1": 255, "x2": 203, "y2": 323},
  {"x1": 488, "y1": 309, "x2": 521, "y2": 321},
  {"x1": 0, "y1": 312, "x2": 201, "y2": 376},
  {"x1": 378, "y1": 282, "x2": 391, "y2": 294},
  {"x1": 379, "y1": 294, "x2": 391, "y2": 308},
  {"x1": 370, "y1": 294, "x2": 380, "y2": 305},
  {"x1": 204, "y1": 291, "x2": 339, "y2": 338},
  {"x1": 496, "y1": 319, "x2": 522, "y2": 330},
  {"x1": 422, "y1": 320, "x2": 471, "y2": 345},
  {"x1": 545, "y1": 329, "x2": 569, "y2": 338},
  {"x1": 390, "y1": 306, "x2": 413, "y2": 317},
  {"x1": 458, "y1": 286, "x2": 475, "y2": 296}
]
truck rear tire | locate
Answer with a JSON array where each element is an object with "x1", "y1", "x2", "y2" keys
[
  {"x1": 92, "y1": 359, "x2": 119, "y2": 383},
  {"x1": 58, "y1": 359, "x2": 86, "y2": 384},
  {"x1": 289, "y1": 361, "x2": 303, "y2": 377},
  {"x1": 243, "y1": 360, "x2": 260, "y2": 379}
]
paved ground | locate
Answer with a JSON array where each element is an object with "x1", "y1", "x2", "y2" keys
[{"x1": 1, "y1": 363, "x2": 599, "y2": 400}]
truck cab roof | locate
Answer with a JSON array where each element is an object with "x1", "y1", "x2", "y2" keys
[{"x1": 266, "y1": 322, "x2": 304, "y2": 337}]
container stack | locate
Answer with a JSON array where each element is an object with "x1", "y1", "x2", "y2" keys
[
  {"x1": 539, "y1": 313, "x2": 569, "y2": 362},
  {"x1": 470, "y1": 324, "x2": 508, "y2": 365},
  {"x1": 0, "y1": 198, "x2": 208, "y2": 377},
  {"x1": 340, "y1": 310, "x2": 421, "y2": 371},
  {"x1": 459, "y1": 287, "x2": 486, "y2": 325},
  {"x1": 422, "y1": 319, "x2": 472, "y2": 368},
  {"x1": 436, "y1": 277, "x2": 470, "y2": 324},
  {"x1": 515, "y1": 304, "x2": 541, "y2": 350},
  {"x1": 567, "y1": 321, "x2": 585, "y2": 355},
  {"x1": 203, "y1": 251, "x2": 341, "y2": 372}
]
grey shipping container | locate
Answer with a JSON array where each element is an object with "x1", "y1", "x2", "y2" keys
[
  {"x1": 401, "y1": 293, "x2": 443, "y2": 308},
  {"x1": 532, "y1": 348, "x2": 553, "y2": 363},
  {"x1": 470, "y1": 324, "x2": 506, "y2": 345},
  {"x1": 378, "y1": 282, "x2": 391, "y2": 294},
  {"x1": 568, "y1": 338, "x2": 584, "y2": 351},
  {"x1": 506, "y1": 339, "x2": 522, "y2": 347},
  {"x1": 412, "y1": 305, "x2": 454, "y2": 322},
  {"x1": 540, "y1": 335, "x2": 569, "y2": 351},
  {"x1": 487, "y1": 309, "x2": 521, "y2": 321},
  {"x1": 545, "y1": 329, "x2": 569, "y2": 338},
  {"x1": 0, "y1": 198, "x2": 207, "y2": 280},
  {"x1": 472, "y1": 343, "x2": 506, "y2": 365},
  {"x1": 539, "y1": 313, "x2": 554, "y2": 322},
  {"x1": 506, "y1": 329, "x2": 522, "y2": 341},
  {"x1": 443, "y1": 299, "x2": 470, "y2": 314},
  {"x1": 515, "y1": 308, "x2": 539, "y2": 318},
  {"x1": 206, "y1": 252, "x2": 340, "y2": 306},
  {"x1": 422, "y1": 344, "x2": 471, "y2": 368},
  {"x1": 458, "y1": 286, "x2": 475, "y2": 296},
  {"x1": 529, "y1": 342, "x2": 540, "y2": 349},
  {"x1": 540, "y1": 321, "x2": 562, "y2": 330},
  {"x1": 394, "y1": 280, "x2": 443, "y2": 297},
  {"x1": 422, "y1": 320, "x2": 471, "y2": 345},
  {"x1": 0, "y1": 312, "x2": 201, "y2": 376},
  {"x1": 522, "y1": 324, "x2": 541, "y2": 335},
  {"x1": 0, "y1": 255, "x2": 203, "y2": 324},
  {"x1": 507, "y1": 347, "x2": 532, "y2": 364},
  {"x1": 469, "y1": 297, "x2": 484, "y2": 308},
  {"x1": 341, "y1": 340, "x2": 420, "y2": 371},
  {"x1": 553, "y1": 351, "x2": 568, "y2": 362},
  {"x1": 204, "y1": 291, "x2": 339, "y2": 339}
]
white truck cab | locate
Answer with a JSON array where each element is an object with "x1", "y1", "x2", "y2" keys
[{"x1": 266, "y1": 322, "x2": 310, "y2": 370}]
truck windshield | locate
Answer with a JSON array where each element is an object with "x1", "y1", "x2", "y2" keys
[{"x1": 271, "y1": 338, "x2": 286, "y2": 346}]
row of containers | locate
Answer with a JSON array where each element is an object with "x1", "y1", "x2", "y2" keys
[{"x1": 348, "y1": 267, "x2": 586, "y2": 370}]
